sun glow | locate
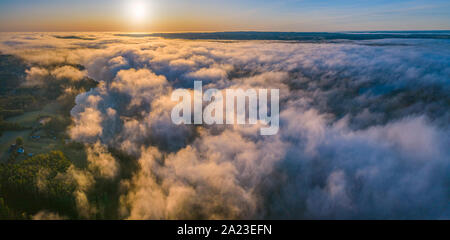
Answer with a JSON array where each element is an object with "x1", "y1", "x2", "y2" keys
[{"x1": 127, "y1": 1, "x2": 149, "y2": 23}]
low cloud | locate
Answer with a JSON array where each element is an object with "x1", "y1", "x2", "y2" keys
[
  {"x1": 32, "y1": 211, "x2": 67, "y2": 220},
  {"x1": 2, "y1": 33, "x2": 449, "y2": 219},
  {"x1": 25, "y1": 66, "x2": 49, "y2": 86},
  {"x1": 51, "y1": 65, "x2": 86, "y2": 81},
  {"x1": 87, "y1": 142, "x2": 119, "y2": 179}
]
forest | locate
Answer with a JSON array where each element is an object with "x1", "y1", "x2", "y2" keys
[{"x1": 0, "y1": 53, "x2": 131, "y2": 219}]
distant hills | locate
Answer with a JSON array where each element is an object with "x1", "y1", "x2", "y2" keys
[{"x1": 115, "y1": 31, "x2": 450, "y2": 41}]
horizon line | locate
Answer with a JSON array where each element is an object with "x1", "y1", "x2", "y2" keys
[{"x1": 1, "y1": 29, "x2": 450, "y2": 34}]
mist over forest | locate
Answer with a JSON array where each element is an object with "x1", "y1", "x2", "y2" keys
[{"x1": 0, "y1": 32, "x2": 449, "y2": 219}]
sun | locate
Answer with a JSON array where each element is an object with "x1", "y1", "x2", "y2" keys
[{"x1": 128, "y1": 1, "x2": 148, "y2": 23}]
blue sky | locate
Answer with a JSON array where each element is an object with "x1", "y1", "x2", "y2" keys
[{"x1": 0, "y1": 0, "x2": 449, "y2": 31}]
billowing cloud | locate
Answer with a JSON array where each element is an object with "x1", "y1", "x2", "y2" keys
[
  {"x1": 32, "y1": 211, "x2": 67, "y2": 220},
  {"x1": 25, "y1": 66, "x2": 49, "y2": 86},
  {"x1": 86, "y1": 142, "x2": 119, "y2": 179},
  {"x1": 51, "y1": 65, "x2": 86, "y2": 81},
  {"x1": 1, "y1": 33, "x2": 449, "y2": 219},
  {"x1": 24, "y1": 64, "x2": 87, "y2": 86},
  {"x1": 57, "y1": 166, "x2": 96, "y2": 219}
]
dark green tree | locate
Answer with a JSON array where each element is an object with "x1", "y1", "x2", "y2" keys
[{"x1": 15, "y1": 137, "x2": 23, "y2": 146}]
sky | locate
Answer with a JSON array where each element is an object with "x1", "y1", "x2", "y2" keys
[{"x1": 0, "y1": 0, "x2": 449, "y2": 32}]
